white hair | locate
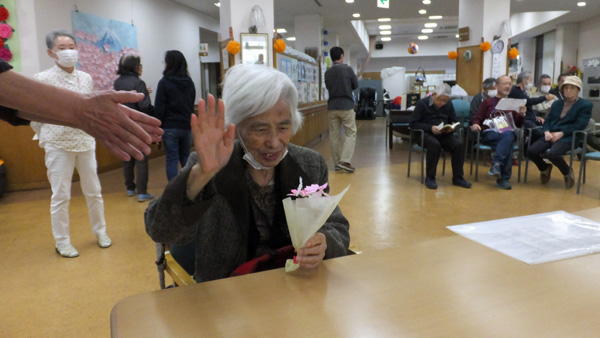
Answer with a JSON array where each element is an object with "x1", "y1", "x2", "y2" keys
[
  {"x1": 434, "y1": 83, "x2": 452, "y2": 97},
  {"x1": 222, "y1": 64, "x2": 302, "y2": 134}
]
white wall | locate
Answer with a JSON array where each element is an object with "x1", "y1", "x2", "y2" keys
[
  {"x1": 578, "y1": 14, "x2": 600, "y2": 68},
  {"x1": 365, "y1": 56, "x2": 456, "y2": 74},
  {"x1": 17, "y1": 0, "x2": 219, "y2": 102},
  {"x1": 542, "y1": 30, "x2": 556, "y2": 79},
  {"x1": 372, "y1": 38, "x2": 458, "y2": 58},
  {"x1": 515, "y1": 37, "x2": 536, "y2": 76}
]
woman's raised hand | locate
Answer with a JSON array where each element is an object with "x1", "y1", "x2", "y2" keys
[{"x1": 191, "y1": 94, "x2": 236, "y2": 177}]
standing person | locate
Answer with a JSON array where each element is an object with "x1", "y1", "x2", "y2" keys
[
  {"x1": 114, "y1": 54, "x2": 155, "y2": 202},
  {"x1": 155, "y1": 50, "x2": 196, "y2": 181},
  {"x1": 31, "y1": 30, "x2": 111, "y2": 257},
  {"x1": 325, "y1": 46, "x2": 358, "y2": 173}
]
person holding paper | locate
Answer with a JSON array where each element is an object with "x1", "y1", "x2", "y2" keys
[
  {"x1": 145, "y1": 64, "x2": 350, "y2": 283},
  {"x1": 472, "y1": 75, "x2": 527, "y2": 190},
  {"x1": 509, "y1": 71, "x2": 557, "y2": 144},
  {"x1": 526, "y1": 76, "x2": 592, "y2": 189},
  {"x1": 409, "y1": 83, "x2": 471, "y2": 189}
]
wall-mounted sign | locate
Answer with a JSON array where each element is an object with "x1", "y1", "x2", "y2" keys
[
  {"x1": 377, "y1": 0, "x2": 389, "y2": 9},
  {"x1": 458, "y1": 27, "x2": 469, "y2": 42},
  {"x1": 199, "y1": 43, "x2": 208, "y2": 56}
]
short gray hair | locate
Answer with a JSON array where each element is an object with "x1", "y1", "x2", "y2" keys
[
  {"x1": 482, "y1": 77, "x2": 497, "y2": 89},
  {"x1": 222, "y1": 64, "x2": 302, "y2": 134},
  {"x1": 46, "y1": 30, "x2": 76, "y2": 49},
  {"x1": 434, "y1": 83, "x2": 452, "y2": 97},
  {"x1": 538, "y1": 74, "x2": 551, "y2": 85},
  {"x1": 516, "y1": 71, "x2": 532, "y2": 84}
]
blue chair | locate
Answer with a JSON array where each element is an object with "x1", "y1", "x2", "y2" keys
[{"x1": 468, "y1": 129, "x2": 523, "y2": 182}]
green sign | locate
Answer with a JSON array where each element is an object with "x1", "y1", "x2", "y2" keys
[{"x1": 378, "y1": 0, "x2": 389, "y2": 9}]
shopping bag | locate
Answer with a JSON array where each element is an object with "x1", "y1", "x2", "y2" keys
[{"x1": 490, "y1": 110, "x2": 516, "y2": 134}]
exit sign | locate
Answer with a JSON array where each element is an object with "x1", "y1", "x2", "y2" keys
[{"x1": 377, "y1": 0, "x2": 389, "y2": 9}]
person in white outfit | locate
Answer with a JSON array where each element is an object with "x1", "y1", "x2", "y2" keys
[{"x1": 31, "y1": 30, "x2": 111, "y2": 258}]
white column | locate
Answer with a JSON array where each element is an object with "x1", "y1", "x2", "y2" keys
[
  {"x1": 220, "y1": 0, "x2": 274, "y2": 67},
  {"x1": 459, "y1": 0, "x2": 511, "y2": 79},
  {"x1": 294, "y1": 14, "x2": 322, "y2": 56},
  {"x1": 554, "y1": 23, "x2": 580, "y2": 81}
]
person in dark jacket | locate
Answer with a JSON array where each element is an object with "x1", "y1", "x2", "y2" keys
[
  {"x1": 114, "y1": 54, "x2": 155, "y2": 202},
  {"x1": 526, "y1": 76, "x2": 592, "y2": 189},
  {"x1": 155, "y1": 50, "x2": 196, "y2": 180},
  {"x1": 508, "y1": 71, "x2": 556, "y2": 144}
]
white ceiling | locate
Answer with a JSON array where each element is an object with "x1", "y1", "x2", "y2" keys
[{"x1": 172, "y1": 0, "x2": 600, "y2": 55}]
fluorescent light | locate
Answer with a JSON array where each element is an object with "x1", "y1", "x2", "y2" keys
[
  {"x1": 379, "y1": 25, "x2": 392, "y2": 30},
  {"x1": 286, "y1": 37, "x2": 296, "y2": 41},
  {"x1": 276, "y1": 28, "x2": 287, "y2": 34},
  {"x1": 424, "y1": 23, "x2": 438, "y2": 28},
  {"x1": 380, "y1": 30, "x2": 392, "y2": 35},
  {"x1": 577, "y1": 2, "x2": 586, "y2": 6},
  {"x1": 429, "y1": 15, "x2": 443, "y2": 19},
  {"x1": 214, "y1": 2, "x2": 220, "y2": 7},
  {"x1": 418, "y1": 9, "x2": 427, "y2": 14},
  {"x1": 422, "y1": 29, "x2": 433, "y2": 33},
  {"x1": 381, "y1": 37, "x2": 391, "y2": 41},
  {"x1": 353, "y1": 13, "x2": 360, "y2": 18},
  {"x1": 345, "y1": 0, "x2": 354, "y2": 3},
  {"x1": 455, "y1": 34, "x2": 460, "y2": 38},
  {"x1": 423, "y1": 0, "x2": 431, "y2": 4},
  {"x1": 378, "y1": 18, "x2": 391, "y2": 22},
  {"x1": 418, "y1": 35, "x2": 429, "y2": 40}
]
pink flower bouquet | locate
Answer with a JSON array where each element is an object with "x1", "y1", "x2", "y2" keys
[
  {"x1": 0, "y1": 23, "x2": 12, "y2": 39},
  {"x1": 283, "y1": 177, "x2": 350, "y2": 272}
]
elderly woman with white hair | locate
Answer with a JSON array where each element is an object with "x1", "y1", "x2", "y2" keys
[
  {"x1": 409, "y1": 83, "x2": 472, "y2": 190},
  {"x1": 145, "y1": 64, "x2": 350, "y2": 283}
]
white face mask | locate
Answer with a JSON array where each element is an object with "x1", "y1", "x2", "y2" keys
[
  {"x1": 53, "y1": 49, "x2": 78, "y2": 68},
  {"x1": 486, "y1": 89, "x2": 498, "y2": 97},
  {"x1": 540, "y1": 85, "x2": 551, "y2": 94},
  {"x1": 525, "y1": 82, "x2": 533, "y2": 91},
  {"x1": 237, "y1": 132, "x2": 288, "y2": 170}
]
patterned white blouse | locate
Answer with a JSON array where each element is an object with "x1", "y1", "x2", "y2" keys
[{"x1": 31, "y1": 65, "x2": 95, "y2": 152}]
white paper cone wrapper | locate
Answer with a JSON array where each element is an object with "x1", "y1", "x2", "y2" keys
[{"x1": 283, "y1": 185, "x2": 350, "y2": 272}]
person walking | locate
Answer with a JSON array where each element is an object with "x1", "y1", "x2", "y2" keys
[
  {"x1": 155, "y1": 50, "x2": 196, "y2": 181},
  {"x1": 114, "y1": 54, "x2": 155, "y2": 202},
  {"x1": 325, "y1": 46, "x2": 358, "y2": 173}
]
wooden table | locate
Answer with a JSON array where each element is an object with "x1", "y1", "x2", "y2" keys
[{"x1": 111, "y1": 209, "x2": 600, "y2": 337}]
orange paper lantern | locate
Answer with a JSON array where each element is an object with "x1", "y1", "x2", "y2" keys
[
  {"x1": 480, "y1": 41, "x2": 491, "y2": 52},
  {"x1": 508, "y1": 47, "x2": 519, "y2": 59},
  {"x1": 448, "y1": 51, "x2": 458, "y2": 60},
  {"x1": 274, "y1": 38, "x2": 286, "y2": 53},
  {"x1": 226, "y1": 41, "x2": 240, "y2": 55}
]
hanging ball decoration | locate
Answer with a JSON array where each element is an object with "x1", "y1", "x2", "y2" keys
[
  {"x1": 480, "y1": 41, "x2": 491, "y2": 52},
  {"x1": 448, "y1": 51, "x2": 458, "y2": 60},
  {"x1": 226, "y1": 40, "x2": 241, "y2": 55},
  {"x1": 408, "y1": 42, "x2": 419, "y2": 55},
  {"x1": 508, "y1": 47, "x2": 519, "y2": 59},
  {"x1": 274, "y1": 38, "x2": 286, "y2": 53}
]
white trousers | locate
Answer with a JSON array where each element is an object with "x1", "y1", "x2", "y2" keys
[
  {"x1": 44, "y1": 144, "x2": 106, "y2": 246},
  {"x1": 328, "y1": 109, "x2": 357, "y2": 164}
]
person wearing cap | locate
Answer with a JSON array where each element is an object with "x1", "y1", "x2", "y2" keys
[{"x1": 526, "y1": 76, "x2": 592, "y2": 189}]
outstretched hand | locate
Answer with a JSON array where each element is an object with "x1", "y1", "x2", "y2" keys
[
  {"x1": 77, "y1": 90, "x2": 164, "y2": 161},
  {"x1": 191, "y1": 94, "x2": 236, "y2": 177}
]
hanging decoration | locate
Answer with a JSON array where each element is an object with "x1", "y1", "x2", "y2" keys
[
  {"x1": 408, "y1": 42, "x2": 419, "y2": 55},
  {"x1": 226, "y1": 26, "x2": 240, "y2": 55},
  {"x1": 447, "y1": 51, "x2": 458, "y2": 60},
  {"x1": 508, "y1": 47, "x2": 519, "y2": 59},
  {"x1": 0, "y1": 4, "x2": 14, "y2": 62},
  {"x1": 273, "y1": 38, "x2": 286, "y2": 53},
  {"x1": 480, "y1": 41, "x2": 491, "y2": 52}
]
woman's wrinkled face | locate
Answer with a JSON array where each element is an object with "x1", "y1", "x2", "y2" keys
[
  {"x1": 562, "y1": 84, "x2": 580, "y2": 100},
  {"x1": 238, "y1": 99, "x2": 293, "y2": 168}
]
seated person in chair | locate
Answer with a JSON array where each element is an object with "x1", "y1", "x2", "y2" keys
[
  {"x1": 145, "y1": 64, "x2": 350, "y2": 283},
  {"x1": 409, "y1": 83, "x2": 471, "y2": 190},
  {"x1": 526, "y1": 76, "x2": 592, "y2": 189},
  {"x1": 471, "y1": 75, "x2": 527, "y2": 190}
]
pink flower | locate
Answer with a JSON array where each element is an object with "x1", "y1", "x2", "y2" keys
[
  {"x1": 0, "y1": 46, "x2": 13, "y2": 61},
  {"x1": 287, "y1": 177, "x2": 329, "y2": 198},
  {"x1": 0, "y1": 23, "x2": 12, "y2": 39}
]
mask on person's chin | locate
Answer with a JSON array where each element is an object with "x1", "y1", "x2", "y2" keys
[
  {"x1": 237, "y1": 132, "x2": 288, "y2": 170},
  {"x1": 486, "y1": 89, "x2": 498, "y2": 97}
]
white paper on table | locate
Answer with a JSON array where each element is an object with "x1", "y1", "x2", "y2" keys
[
  {"x1": 282, "y1": 185, "x2": 350, "y2": 272},
  {"x1": 447, "y1": 211, "x2": 600, "y2": 265},
  {"x1": 494, "y1": 98, "x2": 526, "y2": 112}
]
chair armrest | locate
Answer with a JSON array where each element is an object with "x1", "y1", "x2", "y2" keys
[
  {"x1": 164, "y1": 245, "x2": 196, "y2": 286},
  {"x1": 410, "y1": 128, "x2": 425, "y2": 146}
]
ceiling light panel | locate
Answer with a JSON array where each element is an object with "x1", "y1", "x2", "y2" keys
[
  {"x1": 381, "y1": 37, "x2": 391, "y2": 41},
  {"x1": 379, "y1": 25, "x2": 392, "y2": 30},
  {"x1": 421, "y1": 29, "x2": 433, "y2": 33},
  {"x1": 419, "y1": 9, "x2": 426, "y2": 14},
  {"x1": 353, "y1": 13, "x2": 360, "y2": 18},
  {"x1": 378, "y1": 18, "x2": 391, "y2": 22},
  {"x1": 429, "y1": 15, "x2": 442, "y2": 19},
  {"x1": 380, "y1": 30, "x2": 392, "y2": 35},
  {"x1": 418, "y1": 35, "x2": 429, "y2": 40},
  {"x1": 424, "y1": 23, "x2": 438, "y2": 28}
]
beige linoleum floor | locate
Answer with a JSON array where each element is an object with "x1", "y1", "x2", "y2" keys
[{"x1": 1, "y1": 117, "x2": 599, "y2": 337}]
